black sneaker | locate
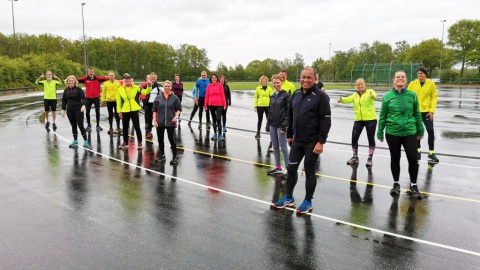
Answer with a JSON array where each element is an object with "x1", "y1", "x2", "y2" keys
[
  {"x1": 52, "y1": 123, "x2": 57, "y2": 131},
  {"x1": 255, "y1": 133, "x2": 260, "y2": 139},
  {"x1": 170, "y1": 157, "x2": 179, "y2": 165},
  {"x1": 156, "y1": 155, "x2": 166, "y2": 162},
  {"x1": 108, "y1": 128, "x2": 113, "y2": 135},
  {"x1": 347, "y1": 156, "x2": 359, "y2": 164},
  {"x1": 45, "y1": 121, "x2": 50, "y2": 132},
  {"x1": 417, "y1": 151, "x2": 421, "y2": 160},
  {"x1": 96, "y1": 125, "x2": 103, "y2": 132},
  {"x1": 410, "y1": 185, "x2": 423, "y2": 200},
  {"x1": 428, "y1": 153, "x2": 439, "y2": 163},
  {"x1": 188, "y1": 120, "x2": 192, "y2": 126},
  {"x1": 390, "y1": 183, "x2": 401, "y2": 196}
]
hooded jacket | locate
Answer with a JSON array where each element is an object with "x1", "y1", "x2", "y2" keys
[
  {"x1": 407, "y1": 79, "x2": 438, "y2": 113},
  {"x1": 269, "y1": 90, "x2": 290, "y2": 131},
  {"x1": 204, "y1": 82, "x2": 226, "y2": 109}
]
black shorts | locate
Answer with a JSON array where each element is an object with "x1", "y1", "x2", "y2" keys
[{"x1": 44, "y1": 99, "x2": 57, "y2": 112}]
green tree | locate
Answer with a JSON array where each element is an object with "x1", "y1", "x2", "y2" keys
[
  {"x1": 447, "y1": 19, "x2": 480, "y2": 76},
  {"x1": 393, "y1": 40, "x2": 410, "y2": 62},
  {"x1": 405, "y1": 39, "x2": 442, "y2": 76}
]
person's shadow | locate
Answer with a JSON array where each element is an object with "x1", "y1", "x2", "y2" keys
[{"x1": 67, "y1": 149, "x2": 89, "y2": 211}]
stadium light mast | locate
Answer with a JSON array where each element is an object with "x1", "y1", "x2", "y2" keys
[
  {"x1": 81, "y1": 3, "x2": 88, "y2": 74},
  {"x1": 439, "y1": 19, "x2": 446, "y2": 85},
  {"x1": 8, "y1": 0, "x2": 18, "y2": 58}
]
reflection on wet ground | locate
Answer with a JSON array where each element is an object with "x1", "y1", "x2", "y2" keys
[{"x1": 0, "y1": 87, "x2": 479, "y2": 269}]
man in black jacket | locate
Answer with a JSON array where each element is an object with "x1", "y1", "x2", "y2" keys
[{"x1": 273, "y1": 67, "x2": 331, "y2": 214}]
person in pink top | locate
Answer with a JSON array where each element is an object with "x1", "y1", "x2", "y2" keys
[{"x1": 204, "y1": 74, "x2": 226, "y2": 141}]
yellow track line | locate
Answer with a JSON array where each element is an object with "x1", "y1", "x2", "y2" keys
[{"x1": 99, "y1": 123, "x2": 480, "y2": 204}]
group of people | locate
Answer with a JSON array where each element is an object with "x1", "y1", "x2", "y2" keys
[
  {"x1": 36, "y1": 65, "x2": 439, "y2": 214},
  {"x1": 335, "y1": 67, "x2": 439, "y2": 200},
  {"x1": 187, "y1": 71, "x2": 232, "y2": 141}
]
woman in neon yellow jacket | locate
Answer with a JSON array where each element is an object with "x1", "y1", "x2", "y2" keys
[
  {"x1": 253, "y1": 75, "x2": 273, "y2": 139},
  {"x1": 338, "y1": 78, "x2": 378, "y2": 166},
  {"x1": 116, "y1": 73, "x2": 151, "y2": 150}
]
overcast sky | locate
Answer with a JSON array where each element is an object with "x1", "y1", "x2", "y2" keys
[{"x1": 0, "y1": 0, "x2": 478, "y2": 70}]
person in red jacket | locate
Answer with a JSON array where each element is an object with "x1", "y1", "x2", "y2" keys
[
  {"x1": 77, "y1": 67, "x2": 108, "y2": 132},
  {"x1": 204, "y1": 74, "x2": 226, "y2": 141}
]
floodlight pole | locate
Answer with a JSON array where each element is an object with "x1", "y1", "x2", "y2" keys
[
  {"x1": 9, "y1": 0, "x2": 18, "y2": 58},
  {"x1": 81, "y1": 3, "x2": 88, "y2": 74},
  {"x1": 439, "y1": 20, "x2": 446, "y2": 85}
]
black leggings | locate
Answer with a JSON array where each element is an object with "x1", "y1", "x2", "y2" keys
[
  {"x1": 286, "y1": 141, "x2": 319, "y2": 202},
  {"x1": 190, "y1": 97, "x2": 210, "y2": 124},
  {"x1": 256, "y1": 106, "x2": 269, "y2": 133},
  {"x1": 418, "y1": 112, "x2": 435, "y2": 150},
  {"x1": 209, "y1": 106, "x2": 223, "y2": 135},
  {"x1": 122, "y1": 111, "x2": 142, "y2": 143},
  {"x1": 157, "y1": 127, "x2": 177, "y2": 157},
  {"x1": 222, "y1": 106, "x2": 228, "y2": 127},
  {"x1": 144, "y1": 103, "x2": 153, "y2": 132},
  {"x1": 386, "y1": 134, "x2": 418, "y2": 184},
  {"x1": 67, "y1": 109, "x2": 87, "y2": 141},
  {"x1": 85, "y1": 97, "x2": 100, "y2": 126},
  {"x1": 352, "y1": 120, "x2": 377, "y2": 150},
  {"x1": 106, "y1": 101, "x2": 120, "y2": 129}
]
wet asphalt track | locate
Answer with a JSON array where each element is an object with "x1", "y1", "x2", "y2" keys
[{"x1": 0, "y1": 87, "x2": 479, "y2": 269}]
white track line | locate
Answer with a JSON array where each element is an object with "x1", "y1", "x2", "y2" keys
[
  {"x1": 227, "y1": 131, "x2": 480, "y2": 169},
  {"x1": 53, "y1": 130, "x2": 480, "y2": 257}
]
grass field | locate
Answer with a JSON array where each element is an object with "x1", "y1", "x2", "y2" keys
[{"x1": 181, "y1": 82, "x2": 354, "y2": 91}]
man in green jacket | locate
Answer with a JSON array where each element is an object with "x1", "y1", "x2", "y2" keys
[{"x1": 407, "y1": 67, "x2": 439, "y2": 163}]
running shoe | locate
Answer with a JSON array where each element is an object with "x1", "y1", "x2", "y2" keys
[
  {"x1": 118, "y1": 129, "x2": 123, "y2": 136},
  {"x1": 366, "y1": 157, "x2": 373, "y2": 167},
  {"x1": 218, "y1": 134, "x2": 225, "y2": 141},
  {"x1": 347, "y1": 156, "x2": 359, "y2": 164},
  {"x1": 86, "y1": 125, "x2": 92, "y2": 131},
  {"x1": 52, "y1": 123, "x2": 57, "y2": 131},
  {"x1": 206, "y1": 121, "x2": 211, "y2": 129},
  {"x1": 108, "y1": 128, "x2": 113, "y2": 135},
  {"x1": 211, "y1": 134, "x2": 218, "y2": 140},
  {"x1": 428, "y1": 153, "x2": 439, "y2": 163},
  {"x1": 96, "y1": 125, "x2": 103, "y2": 132},
  {"x1": 146, "y1": 132, "x2": 153, "y2": 139},
  {"x1": 223, "y1": 126, "x2": 227, "y2": 133},
  {"x1": 83, "y1": 141, "x2": 90, "y2": 148},
  {"x1": 390, "y1": 183, "x2": 401, "y2": 196},
  {"x1": 273, "y1": 195, "x2": 295, "y2": 209},
  {"x1": 267, "y1": 168, "x2": 283, "y2": 175},
  {"x1": 296, "y1": 200, "x2": 313, "y2": 214},
  {"x1": 410, "y1": 185, "x2": 423, "y2": 200},
  {"x1": 417, "y1": 151, "x2": 421, "y2": 161},
  {"x1": 45, "y1": 121, "x2": 50, "y2": 132},
  {"x1": 137, "y1": 142, "x2": 143, "y2": 150},
  {"x1": 69, "y1": 140, "x2": 78, "y2": 148},
  {"x1": 156, "y1": 155, "x2": 166, "y2": 162},
  {"x1": 255, "y1": 133, "x2": 260, "y2": 139},
  {"x1": 188, "y1": 120, "x2": 192, "y2": 126},
  {"x1": 118, "y1": 142, "x2": 128, "y2": 149},
  {"x1": 268, "y1": 147, "x2": 274, "y2": 152},
  {"x1": 170, "y1": 156, "x2": 179, "y2": 165}
]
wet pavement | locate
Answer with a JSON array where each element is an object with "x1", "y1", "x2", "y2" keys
[{"x1": 0, "y1": 87, "x2": 479, "y2": 269}]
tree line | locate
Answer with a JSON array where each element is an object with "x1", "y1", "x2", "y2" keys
[{"x1": 0, "y1": 19, "x2": 478, "y2": 89}]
